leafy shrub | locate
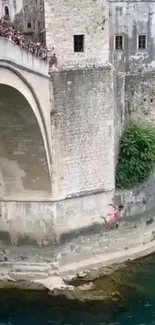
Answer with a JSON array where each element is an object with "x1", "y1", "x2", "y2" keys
[{"x1": 116, "y1": 121, "x2": 155, "y2": 189}]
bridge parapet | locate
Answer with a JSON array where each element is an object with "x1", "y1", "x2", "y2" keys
[{"x1": 0, "y1": 37, "x2": 49, "y2": 76}]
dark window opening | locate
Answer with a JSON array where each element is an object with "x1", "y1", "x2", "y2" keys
[
  {"x1": 74, "y1": 35, "x2": 84, "y2": 52},
  {"x1": 33, "y1": 19, "x2": 35, "y2": 30},
  {"x1": 143, "y1": 98, "x2": 146, "y2": 101},
  {"x1": 151, "y1": 98, "x2": 153, "y2": 103},
  {"x1": 4, "y1": 5, "x2": 10, "y2": 17},
  {"x1": 138, "y1": 35, "x2": 146, "y2": 50},
  {"x1": 115, "y1": 35, "x2": 123, "y2": 50},
  {"x1": 27, "y1": 22, "x2": 31, "y2": 28}
]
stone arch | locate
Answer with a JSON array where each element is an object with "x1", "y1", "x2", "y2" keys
[
  {"x1": 0, "y1": 67, "x2": 52, "y2": 198},
  {"x1": 3, "y1": 4, "x2": 10, "y2": 18}
]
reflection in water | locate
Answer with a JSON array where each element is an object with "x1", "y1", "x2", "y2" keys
[{"x1": 1, "y1": 255, "x2": 155, "y2": 325}]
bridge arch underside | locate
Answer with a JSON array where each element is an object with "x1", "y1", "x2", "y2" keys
[{"x1": 0, "y1": 85, "x2": 51, "y2": 199}]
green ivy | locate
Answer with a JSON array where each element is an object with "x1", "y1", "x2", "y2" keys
[{"x1": 116, "y1": 121, "x2": 155, "y2": 189}]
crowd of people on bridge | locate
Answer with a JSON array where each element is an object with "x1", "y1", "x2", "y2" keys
[{"x1": 0, "y1": 21, "x2": 58, "y2": 68}]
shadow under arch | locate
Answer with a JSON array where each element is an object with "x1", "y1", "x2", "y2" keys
[
  {"x1": 0, "y1": 84, "x2": 51, "y2": 198},
  {"x1": 0, "y1": 62, "x2": 52, "y2": 165}
]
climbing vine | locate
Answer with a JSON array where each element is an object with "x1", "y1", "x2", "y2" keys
[{"x1": 116, "y1": 121, "x2": 155, "y2": 189}]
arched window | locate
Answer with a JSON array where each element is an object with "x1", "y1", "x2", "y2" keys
[{"x1": 3, "y1": 5, "x2": 10, "y2": 18}]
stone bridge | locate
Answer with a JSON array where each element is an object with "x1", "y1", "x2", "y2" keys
[
  {"x1": 0, "y1": 39, "x2": 116, "y2": 249},
  {"x1": 0, "y1": 37, "x2": 52, "y2": 200},
  {"x1": 0, "y1": 34, "x2": 152, "y2": 275}
]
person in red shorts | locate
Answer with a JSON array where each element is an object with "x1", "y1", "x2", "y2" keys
[{"x1": 101, "y1": 204, "x2": 124, "y2": 227}]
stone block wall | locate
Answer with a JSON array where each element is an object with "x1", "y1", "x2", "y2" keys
[
  {"x1": 109, "y1": 0, "x2": 155, "y2": 73},
  {"x1": 114, "y1": 72, "x2": 155, "y2": 166},
  {"x1": 13, "y1": 0, "x2": 45, "y2": 42},
  {"x1": 0, "y1": 190, "x2": 114, "y2": 247},
  {"x1": 50, "y1": 67, "x2": 115, "y2": 200},
  {"x1": 0, "y1": 65, "x2": 116, "y2": 250},
  {"x1": 0, "y1": 0, "x2": 23, "y2": 24},
  {"x1": 44, "y1": 0, "x2": 109, "y2": 69},
  {"x1": 116, "y1": 173, "x2": 155, "y2": 221},
  {"x1": 115, "y1": 72, "x2": 155, "y2": 221},
  {"x1": 125, "y1": 73, "x2": 155, "y2": 124}
]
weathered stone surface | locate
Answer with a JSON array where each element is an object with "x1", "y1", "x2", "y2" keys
[
  {"x1": 77, "y1": 282, "x2": 95, "y2": 291},
  {"x1": 50, "y1": 68, "x2": 115, "y2": 200},
  {"x1": 1, "y1": 2, "x2": 155, "y2": 304},
  {"x1": 110, "y1": 1, "x2": 155, "y2": 74},
  {"x1": 45, "y1": 0, "x2": 109, "y2": 69},
  {"x1": 0, "y1": 38, "x2": 52, "y2": 202},
  {"x1": 0, "y1": 229, "x2": 154, "y2": 301}
]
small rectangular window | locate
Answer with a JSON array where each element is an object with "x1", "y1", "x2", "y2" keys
[
  {"x1": 27, "y1": 22, "x2": 31, "y2": 28},
  {"x1": 138, "y1": 35, "x2": 146, "y2": 50},
  {"x1": 115, "y1": 35, "x2": 123, "y2": 50},
  {"x1": 74, "y1": 35, "x2": 84, "y2": 52}
]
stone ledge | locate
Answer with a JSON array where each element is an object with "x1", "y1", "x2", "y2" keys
[
  {"x1": 0, "y1": 210, "x2": 154, "y2": 300},
  {"x1": 49, "y1": 63, "x2": 113, "y2": 74},
  {"x1": 0, "y1": 235, "x2": 154, "y2": 300}
]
